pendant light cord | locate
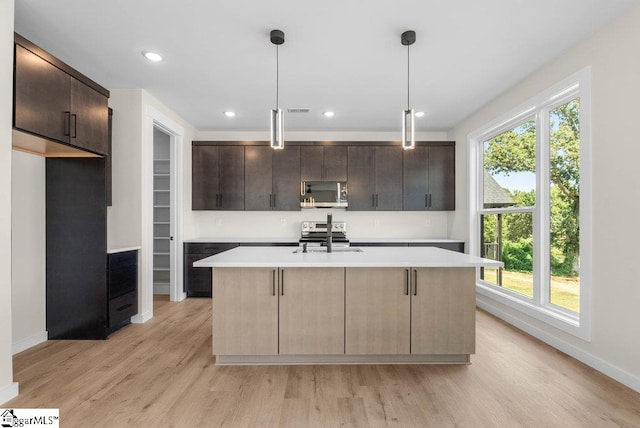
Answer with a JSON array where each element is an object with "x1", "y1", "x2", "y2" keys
[
  {"x1": 407, "y1": 44, "x2": 410, "y2": 110},
  {"x1": 276, "y1": 45, "x2": 279, "y2": 110}
]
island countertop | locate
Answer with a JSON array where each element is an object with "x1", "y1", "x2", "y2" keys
[{"x1": 193, "y1": 246, "x2": 501, "y2": 268}]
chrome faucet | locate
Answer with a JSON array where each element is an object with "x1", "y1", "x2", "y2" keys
[{"x1": 326, "y1": 212, "x2": 333, "y2": 253}]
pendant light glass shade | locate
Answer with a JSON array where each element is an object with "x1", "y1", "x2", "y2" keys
[
  {"x1": 401, "y1": 30, "x2": 416, "y2": 150},
  {"x1": 270, "y1": 108, "x2": 284, "y2": 149},
  {"x1": 402, "y1": 108, "x2": 415, "y2": 150},
  {"x1": 270, "y1": 30, "x2": 285, "y2": 150}
]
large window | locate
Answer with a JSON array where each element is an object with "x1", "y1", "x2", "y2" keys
[{"x1": 469, "y1": 69, "x2": 590, "y2": 339}]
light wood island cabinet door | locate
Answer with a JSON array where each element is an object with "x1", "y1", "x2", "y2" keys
[
  {"x1": 345, "y1": 268, "x2": 410, "y2": 354},
  {"x1": 278, "y1": 268, "x2": 345, "y2": 355},
  {"x1": 411, "y1": 267, "x2": 476, "y2": 355},
  {"x1": 212, "y1": 268, "x2": 278, "y2": 355}
]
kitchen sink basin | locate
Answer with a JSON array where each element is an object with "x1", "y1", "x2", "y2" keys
[{"x1": 292, "y1": 247, "x2": 364, "y2": 254}]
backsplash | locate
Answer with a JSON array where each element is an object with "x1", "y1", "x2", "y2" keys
[{"x1": 184, "y1": 209, "x2": 450, "y2": 240}]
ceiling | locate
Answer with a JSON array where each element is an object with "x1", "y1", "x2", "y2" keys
[{"x1": 14, "y1": 0, "x2": 634, "y2": 133}]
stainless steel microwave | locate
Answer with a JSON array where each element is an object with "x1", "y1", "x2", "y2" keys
[{"x1": 300, "y1": 181, "x2": 348, "y2": 208}]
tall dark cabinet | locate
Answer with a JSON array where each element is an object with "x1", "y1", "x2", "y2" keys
[
  {"x1": 348, "y1": 145, "x2": 403, "y2": 210},
  {"x1": 14, "y1": 34, "x2": 116, "y2": 339},
  {"x1": 192, "y1": 144, "x2": 244, "y2": 210},
  {"x1": 46, "y1": 158, "x2": 107, "y2": 339},
  {"x1": 403, "y1": 143, "x2": 455, "y2": 211},
  {"x1": 245, "y1": 145, "x2": 301, "y2": 210}
]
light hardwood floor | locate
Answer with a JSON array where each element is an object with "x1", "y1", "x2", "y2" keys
[{"x1": 5, "y1": 295, "x2": 640, "y2": 427}]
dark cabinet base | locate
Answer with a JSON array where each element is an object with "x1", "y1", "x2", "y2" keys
[{"x1": 108, "y1": 250, "x2": 138, "y2": 333}]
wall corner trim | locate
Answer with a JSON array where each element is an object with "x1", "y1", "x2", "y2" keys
[
  {"x1": 0, "y1": 382, "x2": 19, "y2": 406},
  {"x1": 131, "y1": 311, "x2": 152, "y2": 324},
  {"x1": 476, "y1": 299, "x2": 640, "y2": 394}
]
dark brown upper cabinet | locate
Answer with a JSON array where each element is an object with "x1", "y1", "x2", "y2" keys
[
  {"x1": 301, "y1": 146, "x2": 347, "y2": 181},
  {"x1": 348, "y1": 146, "x2": 403, "y2": 210},
  {"x1": 403, "y1": 143, "x2": 455, "y2": 211},
  {"x1": 245, "y1": 145, "x2": 301, "y2": 211},
  {"x1": 192, "y1": 144, "x2": 245, "y2": 210},
  {"x1": 13, "y1": 37, "x2": 109, "y2": 156}
]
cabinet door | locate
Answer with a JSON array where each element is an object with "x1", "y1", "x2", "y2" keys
[
  {"x1": 411, "y1": 267, "x2": 475, "y2": 354},
  {"x1": 213, "y1": 268, "x2": 278, "y2": 355},
  {"x1": 184, "y1": 254, "x2": 213, "y2": 296},
  {"x1": 218, "y1": 146, "x2": 245, "y2": 210},
  {"x1": 245, "y1": 146, "x2": 272, "y2": 210},
  {"x1": 70, "y1": 79, "x2": 109, "y2": 155},
  {"x1": 192, "y1": 145, "x2": 220, "y2": 210},
  {"x1": 323, "y1": 146, "x2": 348, "y2": 181},
  {"x1": 300, "y1": 146, "x2": 324, "y2": 181},
  {"x1": 345, "y1": 268, "x2": 410, "y2": 354},
  {"x1": 375, "y1": 146, "x2": 403, "y2": 210},
  {"x1": 402, "y1": 146, "x2": 429, "y2": 210},
  {"x1": 14, "y1": 45, "x2": 71, "y2": 144},
  {"x1": 272, "y1": 146, "x2": 301, "y2": 210},
  {"x1": 279, "y1": 267, "x2": 345, "y2": 355},
  {"x1": 427, "y1": 145, "x2": 455, "y2": 210},
  {"x1": 347, "y1": 146, "x2": 376, "y2": 211}
]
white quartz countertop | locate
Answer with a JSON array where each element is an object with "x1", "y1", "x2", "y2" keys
[
  {"x1": 107, "y1": 246, "x2": 141, "y2": 254},
  {"x1": 184, "y1": 237, "x2": 462, "y2": 244},
  {"x1": 349, "y1": 238, "x2": 463, "y2": 243},
  {"x1": 193, "y1": 246, "x2": 501, "y2": 268}
]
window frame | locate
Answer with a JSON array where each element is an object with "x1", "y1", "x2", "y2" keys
[{"x1": 467, "y1": 68, "x2": 592, "y2": 341}]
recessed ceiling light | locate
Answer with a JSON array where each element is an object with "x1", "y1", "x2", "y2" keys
[
  {"x1": 223, "y1": 111, "x2": 236, "y2": 118},
  {"x1": 323, "y1": 111, "x2": 335, "y2": 118},
  {"x1": 415, "y1": 111, "x2": 425, "y2": 118},
  {"x1": 142, "y1": 51, "x2": 163, "y2": 62}
]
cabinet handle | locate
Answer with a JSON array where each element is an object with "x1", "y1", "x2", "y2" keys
[
  {"x1": 375, "y1": 194, "x2": 379, "y2": 208},
  {"x1": 425, "y1": 194, "x2": 428, "y2": 208},
  {"x1": 405, "y1": 269, "x2": 410, "y2": 295},
  {"x1": 281, "y1": 270, "x2": 285, "y2": 296},
  {"x1": 63, "y1": 111, "x2": 71, "y2": 136},
  {"x1": 413, "y1": 270, "x2": 418, "y2": 296},
  {"x1": 71, "y1": 113, "x2": 77, "y2": 138},
  {"x1": 428, "y1": 194, "x2": 432, "y2": 208},
  {"x1": 272, "y1": 270, "x2": 276, "y2": 296}
]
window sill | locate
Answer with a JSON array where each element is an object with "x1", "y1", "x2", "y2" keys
[{"x1": 476, "y1": 281, "x2": 590, "y2": 341}]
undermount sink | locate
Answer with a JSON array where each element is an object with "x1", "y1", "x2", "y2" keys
[{"x1": 292, "y1": 247, "x2": 364, "y2": 254}]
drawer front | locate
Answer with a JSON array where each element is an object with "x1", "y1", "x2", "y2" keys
[
  {"x1": 108, "y1": 290, "x2": 137, "y2": 328},
  {"x1": 108, "y1": 251, "x2": 137, "y2": 299}
]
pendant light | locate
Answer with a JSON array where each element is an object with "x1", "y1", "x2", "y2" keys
[
  {"x1": 401, "y1": 30, "x2": 416, "y2": 150},
  {"x1": 270, "y1": 29, "x2": 285, "y2": 150}
]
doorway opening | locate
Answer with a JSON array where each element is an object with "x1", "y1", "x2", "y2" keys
[{"x1": 152, "y1": 127, "x2": 172, "y2": 296}]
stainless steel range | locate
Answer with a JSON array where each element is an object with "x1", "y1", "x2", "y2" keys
[{"x1": 299, "y1": 220, "x2": 349, "y2": 247}]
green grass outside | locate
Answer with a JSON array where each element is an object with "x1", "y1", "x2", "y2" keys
[{"x1": 482, "y1": 269, "x2": 580, "y2": 313}]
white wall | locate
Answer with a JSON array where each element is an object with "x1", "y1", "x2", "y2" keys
[
  {"x1": 185, "y1": 130, "x2": 455, "y2": 241},
  {"x1": 0, "y1": 0, "x2": 18, "y2": 405},
  {"x1": 450, "y1": 4, "x2": 640, "y2": 389},
  {"x1": 11, "y1": 151, "x2": 46, "y2": 354},
  {"x1": 108, "y1": 89, "x2": 144, "y2": 251}
]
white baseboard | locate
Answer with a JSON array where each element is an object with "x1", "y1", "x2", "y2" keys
[
  {"x1": 12, "y1": 331, "x2": 48, "y2": 355},
  {"x1": 131, "y1": 311, "x2": 152, "y2": 324},
  {"x1": 477, "y1": 299, "x2": 640, "y2": 393},
  {"x1": 0, "y1": 382, "x2": 19, "y2": 406},
  {"x1": 153, "y1": 284, "x2": 170, "y2": 295}
]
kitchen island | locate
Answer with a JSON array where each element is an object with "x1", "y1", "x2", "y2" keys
[{"x1": 194, "y1": 246, "x2": 501, "y2": 365}]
